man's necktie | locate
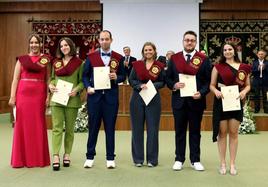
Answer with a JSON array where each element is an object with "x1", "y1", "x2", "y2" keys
[
  {"x1": 125, "y1": 56, "x2": 129, "y2": 62},
  {"x1": 186, "y1": 54, "x2": 191, "y2": 63}
]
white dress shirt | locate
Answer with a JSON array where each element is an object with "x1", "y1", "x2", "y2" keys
[
  {"x1": 100, "y1": 49, "x2": 111, "y2": 66},
  {"x1": 183, "y1": 50, "x2": 196, "y2": 62},
  {"x1": 259, "y1": 60, "x2": 264, "y2": 78}
]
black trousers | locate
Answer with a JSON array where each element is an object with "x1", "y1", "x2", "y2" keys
[
  {"x1": 173, "y1": 102, "x2": 204, "y2": 163},
  {"x1": 130, "y1": 92, "x2": 161, "y2": 165},
  {"x1": 253, "y1": 79, "x2": 268, "y2": 112}
]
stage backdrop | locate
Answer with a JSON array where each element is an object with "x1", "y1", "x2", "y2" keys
[
  {"x1": 32, "y1": 20, "x2": 102, "y2": 60},
  {"x1": 102, "y1": 0, "x2": 201, "y2": 59},
  {"x1": 200, "y1": 20, "x2": 268, "y2": 64}
]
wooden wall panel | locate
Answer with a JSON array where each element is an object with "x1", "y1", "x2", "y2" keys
[
  {"x1": 0, "y1": 1, "x2": 101, "y2": 13},
  {"x1": 200, "y1": 0, "x2": 268, "y2": 19},
  {"x1": 255, "y1": 116, "x2": 268, "y2": 131},
  {"x1": 0, "y1": 1, "x2": 101, "y2": 113},
  {"x1": 0, "y1": 16, "x2": 7, "y2": 100},
  {"x1": 43, "y1": 86, "x2": 268, "y2": 131},
  {"x1": 114, "y1": 85, "x2": 214, "y2": 115}
]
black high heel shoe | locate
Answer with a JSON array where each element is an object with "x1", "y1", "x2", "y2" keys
[
  {"x1": 63, "y1": 154, "x2": 71, "y2": 167},
  {"x1": 52, "y1": 155, "x2": 60, "y2": 171}
]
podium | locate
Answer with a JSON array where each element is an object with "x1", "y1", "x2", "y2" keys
[{"x1": 12, "y1": 84, "x2": 267, "y2": 131}]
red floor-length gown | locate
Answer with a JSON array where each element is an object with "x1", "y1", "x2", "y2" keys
[{"x1": 11, "y1": 55, "x2": 50, "y2": 168}]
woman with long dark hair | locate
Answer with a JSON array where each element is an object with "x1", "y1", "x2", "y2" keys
[
  {"x1": 210, "y1": 42, "x2": 251, "y2": 175},
  {"x1": 49, "y1": 37, "x2": 84, "y2": 171}
]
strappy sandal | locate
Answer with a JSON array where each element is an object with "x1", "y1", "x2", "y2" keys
[
  {"x1": 230, "y1": 165, "x2": 238, "y2": 176},
  {"x1": 52, "y1": 155, "x2": 60, "y2": 171},
  {"x1": 218, "y1": 164, "x2": 227, "y2": 175},
  {"x1": 63, "y1": 154, "x2": 71, "y2": 167}
]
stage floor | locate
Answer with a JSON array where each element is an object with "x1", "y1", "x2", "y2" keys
[{"x1": 1, "y1": 115, "x2": 268, "y2": 187}]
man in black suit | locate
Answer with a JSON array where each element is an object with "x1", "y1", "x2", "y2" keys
[
  {"x1": 166, "y1": 50, "x2": 175, "y2": 66},
  {"x1": 121, "y1": 46, "x2": 137, "y2": 83},
  {"x1": 166, "y1": 30, "x2": 212, "y2": 171},
  {"x1": 252, "y1": 49, "x2": 268, "y2": 113}
]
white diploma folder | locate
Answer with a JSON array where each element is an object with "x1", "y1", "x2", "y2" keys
[
  {"x1": 139, "y1": 80, "x2": 157, "y2": 106},
  {"x1": 51, "y1": 79, "x2": 73, "y2": 106},
  {"x1": 221, "y1": 85, "x2": 241, "y2": 112},
  {"x1": 93, "y1": 67, "x2": 111, "y2": 90},
  {"x1": 179, "y1": 74, "x2": 197, "y2": 97}
]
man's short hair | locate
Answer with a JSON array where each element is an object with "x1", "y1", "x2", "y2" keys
[
  {"x1": 183, "y1": 30, "x2": 197, "y2": 38},
  {"x1": 100, "y1": 30, "x2": 112, "y2": 39},
  {"x1": 123, "y1": 46, "x2": 130, "y2": 50}
]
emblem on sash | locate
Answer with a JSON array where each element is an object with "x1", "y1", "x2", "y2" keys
[
  {"x1": 55, "y1": 61, "x2": 63, "y2": 69},
  {"x1": 40, "y1": 57, "x2": 49, "y2": 65},
  {"x1": 149, "y1": 65, "x2": 161, "y2": 78},
  {"x1": 238, "y1": 71, "x2": 246, "y2": 81},
  {"x1": 151, "y1": 66, "x2": 160, "y2": 75},
  {"x1": 192, "y1": 57, "x2": 201, "y2": 66},
  {"x1": 110, "y1": 59, "x2": 119, "y2": 71},
  {"x1": 111, "y1": 61, "x2": 117, "y2": 68}
]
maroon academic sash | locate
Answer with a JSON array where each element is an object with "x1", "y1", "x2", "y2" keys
[
  {"x1": 18, "y1": 54, "x2": 50, "y2": 72},
  {"x1": 171, "y1": 51, "x2": 205, "y2": 75},
  {"x1": 53, "y1": 56, "x2": 82, "y2": 76},
  {"x1": 215, "y1": 62, "x2": 251, "y2": 87},
  {"x1": 132, "y1": 60, "x2": 165, "y2": 81},
  {"x1": 88, "y1": 51, "x2": 122, "y2": 72}
]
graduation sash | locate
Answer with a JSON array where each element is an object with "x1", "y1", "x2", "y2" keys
[
  {"x1": 18, "y1": 54, "x2": 50, "y2": 72},
  {"x1": 88, "y1": 51, "x2": 122, "y2": 72},
  {"x1": 53, "y1": 56, "x2": 82, "y2": 76},
  {"x1": 132, "y1": 60, "x2": 165, "y2": 81},
  {"x1": 171, "y1": 51, "x2": 205, "y2": 75},
  {"x1": 215, "y1": 62, "x2": 251, "y2": 87}
]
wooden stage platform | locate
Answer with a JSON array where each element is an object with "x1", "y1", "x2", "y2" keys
[{"x1": 45, "y1": 85, "x2": 268, "y2": 131}]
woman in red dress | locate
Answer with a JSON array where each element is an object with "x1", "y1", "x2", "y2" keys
[{"x1": 9, "y1": 34, "x2": 50, "y2": 168}]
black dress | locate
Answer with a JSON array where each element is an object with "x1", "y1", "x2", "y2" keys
[{"x1": 212, "y1": 66, "x2": 243, "y2": 142}]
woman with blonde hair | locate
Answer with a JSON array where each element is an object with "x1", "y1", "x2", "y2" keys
[{"x1": 129, "y1": 42, "x2": 165, "y2": 167}]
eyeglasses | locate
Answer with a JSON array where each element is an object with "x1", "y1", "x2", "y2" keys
[{"x1": 183, "y1": 39, "x2": 196, "y2": 43}]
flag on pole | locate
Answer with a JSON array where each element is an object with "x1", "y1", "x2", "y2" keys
[{"x1": 203, "y1": 40, "x2": 208, "y2": 56}]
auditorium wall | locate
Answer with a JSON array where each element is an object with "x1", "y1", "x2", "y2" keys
[
  {"x1": 0, "y1": 1, "x2": 101, "y2": 113},
  {"x1": 0, "y1": 0, "x2": 267, "y2": 113}
]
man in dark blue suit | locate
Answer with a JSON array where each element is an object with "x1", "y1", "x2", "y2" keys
[
  {"x1": 82, "y1": 30, "x2": 126, "y2": 169},
  {"x1": 121, "y1": 46, "x2": 137, "y2": 83},
  {"x1": 166, "y1": 31, "x2": 212, "y2": 171},
  {"x1": 252, "y1": 49, "x2": 268, "y2": 113}
]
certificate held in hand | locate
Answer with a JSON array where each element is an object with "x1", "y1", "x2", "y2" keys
[
  {"x1": 51, "y1": 79, "x2": 73, "y2": 106},
  {"x1": 93, "y1": 67, "x2": 111, "y2": 90},
  {"x1": 221, "y1": 85, "x2": 241, "y2": 112},
  {"x1": 139, "y1": 80, "x2": 157, "y2": 106},
  {"x1": 179, "y1": 74, "x2": 197, "y2": 97}
]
